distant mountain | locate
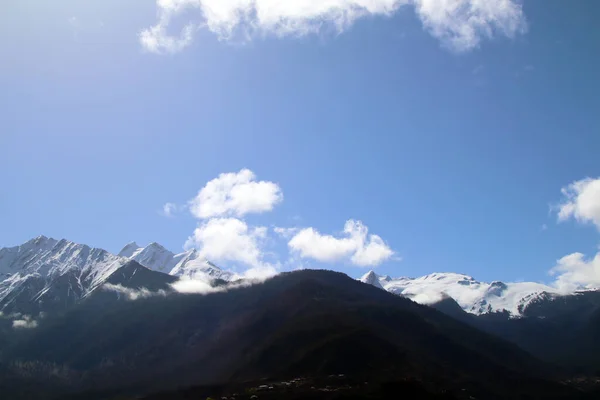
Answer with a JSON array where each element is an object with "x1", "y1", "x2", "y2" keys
[
  {"x1": 359, "y1": 273, "x2": 600, "y2": 373},
  {"x1": 358, "y1": 271, "x2": 600, "y2": 373},
  {"x1": 359, "y1": 270, "x2": 384, "y2": 290},
  {"x1": 0, "y1": 236, "x2": 124, "y2": 315},
  {"x1": 119, "y1": 241, "x2": 237, "y2": 281},
  {"x1": 3, "y1": 270, "x2": 585, "y2": 400},
  {"x1": 0, "y1": 237, "x2": 235, "y2": 317},
  {"x1": 359, "y1": 270, "x2": 564, "y2": 316}
]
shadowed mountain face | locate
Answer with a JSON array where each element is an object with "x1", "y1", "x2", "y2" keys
[
  {"x1": 104, "y1": 261, "x2": 179, "y2": 291},
  {"x1": 1, "y1": 270, "x2": 587, "y2": 400},
  {"x1": 429, "y1": 291, "x2": 600, "y2": 374}
]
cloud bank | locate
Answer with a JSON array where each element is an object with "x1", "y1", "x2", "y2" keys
[{"x1": 141, "y1": 0, "x2": 527, "y2": 53}]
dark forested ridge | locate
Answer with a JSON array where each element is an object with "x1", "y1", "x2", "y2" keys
[{"x1": 1, "y1": 270, "x2": 598, "y2": 399}]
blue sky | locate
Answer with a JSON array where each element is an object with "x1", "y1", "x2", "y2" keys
[{"x1": 2, "y1": 0, "x2": 600, "y2": 285}]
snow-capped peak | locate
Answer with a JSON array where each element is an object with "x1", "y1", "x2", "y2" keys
[
  {"x1": 0, "y1": 236, "x2": 125, "y2": 309},
  {"x1": 120, "y1": 242, "x2": 235, "y2": 282},
  {"x1": 359, "y1": 271, "x2": 384, "y2": 290},
  {"x1": 126, "y1": 242, "x2": 177, "y2": 273},
  {"x1": 118, "y1": 242, "x2": 142, "y2": 258}
]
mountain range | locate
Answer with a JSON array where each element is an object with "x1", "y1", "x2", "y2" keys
[
  {"x1": 358, "y1": 269, "x2": 571, "y2": 317},
  {"x1": 1, "y1": 236, "x2": 600, "y2": 399},
  {"x1": 0, "y1": 236, "x2": 235, "y2": 316},
  {"x1": 0, "y1": 236, "x2": 581, "y2": 319}
]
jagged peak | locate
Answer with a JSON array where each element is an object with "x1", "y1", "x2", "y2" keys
[
  {"x1": 22, "y1": 235, "x2": 56, "y2": 247},
  {"x1": 360, "y1": 270, "x2": 378, "y2": 280},
  {"x1": 359, "y1": 270, "x2": 384, "y2": 290},
  {"x1": 118, "y1": 242, "x2": 142, "y2": 258},
  {"x1": 146, "y1": 242, "x2": 167, "y2": 250}
]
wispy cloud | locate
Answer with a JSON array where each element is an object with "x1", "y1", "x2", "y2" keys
[
  {"x1": 102, "y1": 283, "x2": 168, "y2": 300},
  {"x1": 141, "y1": 0, "x2": 527, "y2": 54},
  {"x1": 273, "y1": 226, "x2": 300, "y2": 239},
  {"x1": 161, "y1": 202, "x2": 179, "y2": 217}
]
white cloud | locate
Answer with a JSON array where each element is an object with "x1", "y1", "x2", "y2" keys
[
  {"x1": 12, "y1": 316, "x2": 38, "y2": 329},
  {"x1": 288, "y1": 220, "x2": 394, "y2": 267},
  {"x1": 551, "y1": 251, "x2": 600, "y2": 293},
  {"x1": 413, "y1": 0, "x2": 527, "y2": 52},
  {"x1": 185, "y1": 217, "x2": 272, "y2": 268},
  {"x1": 242, "y1": 264, "x2": 279, "y2": 280},
  {"x1": 171, "y1": 269, "x2": 277, "y2": 294},
  {"x1": 171, "y1": 278, "x2": 220, "y2": 294},
  {"x1": 140, "y1": 16, "x2": 196, "y2": 54},
  {"x1": 141, "y1": 0, "x2": 527, "y2": 54},
  {"x1": 189, "y1": 169, "x2": 283, "y2": 219},
  {"x1": 557, "y1": 178, "x2": 600, "y2": 229},
  {"x1": 546, "y1": 177, "x2": 600, "y2": 292}
]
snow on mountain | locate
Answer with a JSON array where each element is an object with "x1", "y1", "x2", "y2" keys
[
  {"x1": 169, "y1": 257, "x2": 237, "y2": 281},
  {"x1": 0, "y1": 236, "x2": 237, "y2": 316},
  {"x1": 7, "y1": 236, "x2": 568, "y2": 318},
  {"x1": 118, "y1": 242, "x2": 236, "y2": 281},
  {"x1": 0, "y1": 235, "x2": 58, "y2": 279},
  {"x1": 360, "y1": 270, "x2": 560, "y2": 316},
  {"x1": 0, "y1": 236, "x2": 126, "y2": 314},
  {"x1": 359, "y1": 270, "x2": 384, "y2": 290},
  {"x1": 122, "y1": 242, "x2": 180, "y2": 273},
  {"x1": 0, "y1": 236, "x2": 123, "y2": 288},
  {"x1": 117, "y1": 242, "x2": 141, "y2": 258}
]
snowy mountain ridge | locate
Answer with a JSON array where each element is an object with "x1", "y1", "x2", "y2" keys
[
  {"x1": 118, "y1": 242, "x2": 237, "y2": 281},
  {"x1": 0, "y1": 236, "x2": 236, "y2": 315},
  {"x1": 360, "y1": 270, "x2": 564, "y2": 316},
  {"x1": 1, "y1": 236, "x2": 587, "y2": 318}
]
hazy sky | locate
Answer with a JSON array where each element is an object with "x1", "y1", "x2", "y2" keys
[{"x1": 2, "y1": 1, "x2": 600, "y2": 286}]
